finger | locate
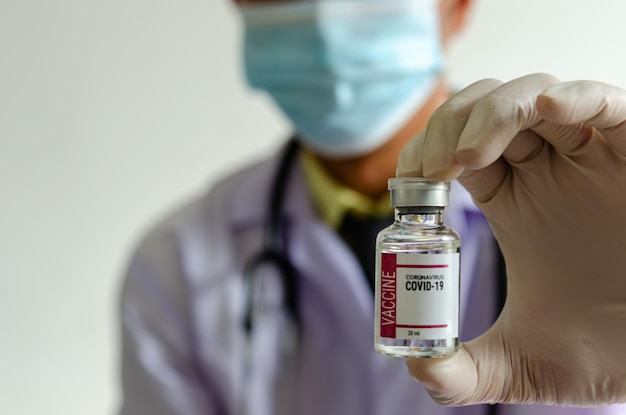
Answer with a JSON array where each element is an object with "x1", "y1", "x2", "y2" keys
[
  {"x1": 396, "y1": 130, "x2": 426, "y2": 177},
  {"x1": 406, "y1": 333, "x2": 510, "y2": 406},
  {"x1": 455, "y1": 73, "x2": 560, "y2": 169},
  {"x1": 457, "y1": 157, "x2": 509, "y2": 204},
  {"x1": 530, "y1": 120, "x2": 593, "y2": 156},
  {"x1": 420, "y1": 78, "x2": 503, "y2": 180},
  {"x1": 406, "y1": 347, "x2": 480, "y2": 406},
  {"x1": 501, "y1": 129, "x2": 545, "y2": 164},
  {"x1": 537, "y1": 81, "x2": 626, "y2": 156},
  {"x1": 460, "y1": 130, "x2": 546, "y2": 204}
]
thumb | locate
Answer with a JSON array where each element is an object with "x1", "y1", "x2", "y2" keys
[
  {"x1": 406, "y1": 347, "x2": 481, "y2": 406},
  {"x1": 406, "y1": 330, "x2": 512, "y2": 406}
]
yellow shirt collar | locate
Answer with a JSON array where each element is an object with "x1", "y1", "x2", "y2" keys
[{"x1": 299, "y1": 149, "x2": 393, "y2": 229}]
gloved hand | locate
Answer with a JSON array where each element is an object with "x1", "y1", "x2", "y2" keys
[{"x1": 396, "y1": 73, "x2": 626, "y2": 407}]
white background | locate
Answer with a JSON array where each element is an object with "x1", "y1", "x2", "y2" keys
[{"x1": 2, "y1": 1, "x2": 625, "y2": 414}]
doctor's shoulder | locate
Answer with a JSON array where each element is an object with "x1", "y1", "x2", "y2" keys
[
  {"x1": 120, "y1": 154, "x2": 280, "y2": 290},
  {"x1": 117, "y1": 155, "x2": 283, "y2": 413}
]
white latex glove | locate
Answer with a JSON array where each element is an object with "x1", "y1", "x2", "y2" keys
[{"x1": 397, "y1": 73, "x2": 626, "y2": 407}]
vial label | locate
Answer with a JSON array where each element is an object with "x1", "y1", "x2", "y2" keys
[{"x1": 377, "y1": 252, "x2": 459, "y2": 340}]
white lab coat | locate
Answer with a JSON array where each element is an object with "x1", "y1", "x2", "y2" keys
[{"x1": 119, "y1": 145, "x2": 624, "y2": 415}]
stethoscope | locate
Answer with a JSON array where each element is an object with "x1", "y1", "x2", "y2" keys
[
  {"x1": 240, "y1": 137, "x2": 301, "y2": 415},
  {"x1": 242, "y1": 136, "x2": 300, "y2": 339}
]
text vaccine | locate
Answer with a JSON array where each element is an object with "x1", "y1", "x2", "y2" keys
[{"x1": 375, "y1": 178, "x2": 460, "y2": 358}]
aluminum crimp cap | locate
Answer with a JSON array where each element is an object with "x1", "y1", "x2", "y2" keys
[{"x1": 388, "y1": 177, "x2": 450, "y2": 207}]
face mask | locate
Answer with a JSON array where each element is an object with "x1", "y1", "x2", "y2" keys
[{"x1": 241, "y1": 0, "x2": 444, "y2": 158}]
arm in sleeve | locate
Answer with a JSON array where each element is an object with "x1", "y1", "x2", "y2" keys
[{"x1": 118, "y1": 229, "x2": 220, "y2": 415}]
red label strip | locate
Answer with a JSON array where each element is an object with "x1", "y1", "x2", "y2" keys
[{"x1": 379, "y1": 253, "x2": 397, "y2": 338}]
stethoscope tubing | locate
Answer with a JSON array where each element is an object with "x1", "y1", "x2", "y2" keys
[
  {"x1": 239, "y1": 137, "x2": 301, "y2": 415},
  {"x1": 242, "y1": 137, "x2": 301, "y2": 335}
]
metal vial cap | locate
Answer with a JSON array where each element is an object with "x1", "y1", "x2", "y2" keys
[{"x1": 388, "y1": 177, "x2": 450, "y2": 207}]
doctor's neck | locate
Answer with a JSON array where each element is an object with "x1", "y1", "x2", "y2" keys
[{"x1": 315, "y1": 80, "x2": 449, "y2": 200}]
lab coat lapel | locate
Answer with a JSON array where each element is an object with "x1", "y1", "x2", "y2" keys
[
  {"x1": 228, "y1": 144, "x2": 372, "y2": 321},
  {"x1": 288, "y1": 209, "x2": 376, "y2": 415},
  {"x1": 225, "y1": 144, "x2": 374, "y2": 414},
  {"x1": 283, "y1": 165, "x2": 379, "y2": 414},
  {"x1": 277, "y1": 149, "x2": 374, "y2": 336}
]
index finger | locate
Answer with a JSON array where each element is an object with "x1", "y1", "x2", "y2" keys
[
  {"x1": 396, "y1": 78, "x2": 503, "y2": 179},
  {"x1": 454, "y1": 73, "x2": 559, "y2": 169},
  {"x1": 537, "y1": 81, "x2": 626, "y2": 156}
]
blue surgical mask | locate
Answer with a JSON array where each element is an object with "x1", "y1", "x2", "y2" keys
[{"x1": 241, "y1": 0, "x2": 444, "y2": 158}]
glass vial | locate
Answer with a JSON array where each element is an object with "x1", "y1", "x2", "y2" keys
[{"x1": 375, "y1": 178, "x2": 460, "y2": 358}]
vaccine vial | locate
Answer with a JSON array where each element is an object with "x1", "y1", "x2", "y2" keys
[{"x1": 375, "y1": 178, "x2": 460, "y2": 358}]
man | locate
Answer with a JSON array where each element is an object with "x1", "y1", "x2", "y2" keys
[{"x1": 118, "y1": 0, "x2": 624, "y2": 414}]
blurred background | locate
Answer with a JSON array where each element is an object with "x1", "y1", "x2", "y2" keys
[{"x1": 1, "y1": 0, "x2": 625, "y2": 414}]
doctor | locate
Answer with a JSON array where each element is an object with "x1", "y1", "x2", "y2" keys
[{"x1": 118, "y1": 1, "x2": 623, "y2": 414}]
